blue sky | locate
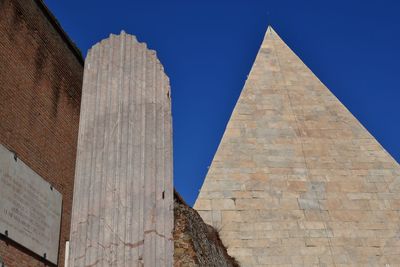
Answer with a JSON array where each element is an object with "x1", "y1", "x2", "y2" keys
[{"x1": 45, "y1": 0, "x2": 400, "y2": 206}]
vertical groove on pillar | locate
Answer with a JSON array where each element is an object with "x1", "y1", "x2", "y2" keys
[{"x1": 69, "y1": 32, "x2": 173, "y2": 267}]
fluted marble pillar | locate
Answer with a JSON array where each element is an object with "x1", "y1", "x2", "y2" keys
[{"x1": 69, "y1": 31, "x2": 173, "y2": 267}]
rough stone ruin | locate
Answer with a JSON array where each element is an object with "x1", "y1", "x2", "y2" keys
[
  {"x1": 173, "y1": 191, "x2": 239, "y2": 267},
  {"x1": 69, "y1": 32, "x2": 174, "y2": 266},
  {"x1": 195, "y1": 26, "x2": 400, "y2": 266}
]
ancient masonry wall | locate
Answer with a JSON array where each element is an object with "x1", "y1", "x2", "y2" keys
[
  {"x1": 173, "y1": 191, "x2": 239, "y2": 267},
  {"x1": 69, "y1": 32, "x2": 174, "y2": 266},
  {"x1": 0, "y1": 0, "x2": 83, "y2": 266},
  {"x1": 195, "y1": 27, "x2": 400, "y2": 266}
]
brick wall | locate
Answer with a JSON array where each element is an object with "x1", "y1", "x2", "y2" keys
[{"x1": 0, "y1": 0, "x2": 83, "y2": 266}]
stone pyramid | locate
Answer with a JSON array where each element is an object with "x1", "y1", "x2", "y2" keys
[{"x1": 194, "y1": 26, "x2": 400, "y2": 266}]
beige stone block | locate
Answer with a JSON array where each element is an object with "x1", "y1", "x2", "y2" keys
[
  {"x1": 305, "y1": 238, "x2": 330, "y2": 247},
  {"x1": 257, "y1": 255, "x2": 292, "y2": 265},
  {"x1": 288, "y1": 181, "x2": 307, "y2": 192},
  {"x1": 330, "y1": 210, "x2": 367, "y2": 222},
  {"x1": 253, "y1": 222, "x2": 273, "y2": 231},
  {"x1": 221, "y1": 210, "x2": 241, "y2": 223},
  {"x1": 232, "y1": 190, "x2": 254, "y2": 199},
  {"x1": 359, "y1": 221, "x2": 391, "y2": 230},
  {"x1": 251, "y1": 190, "x2": 275, "y2": 198},
  {"x1": 250, "y1": 172, "x2": 269, "y2": 181},
  {"x1": 390, "y1": 199, "x2": 400, "y2": 210},
  {"x1": 298, "y1": 221, "x2": 325, "y2": 230},
  {"x1": 341, "y1": 199, "x2": 370, "y2": 210},
  {"x1": 293, "y1": 255, "x2": 319, "y2": 266},
  {"x1": 304, "y1": 210, "x2": 329, "y2": 221},
  {"x1": 331, "y1": 237, "x2": 363, "y2": 247},
  {"x1": 317, "y1": 253, "x2": 336, "y2": 266},
  {"x1": 219, "y1": 230, "x2": 246, "y2": 240},
  {"x1": 256, "y1": 230, "x2": 290, "y2": 239},
  {"x1": 221, "y1": 222, "x2": 241, "y2": 231},
  {"x1": 281, "y1": 237, "x2": 305, "y2": 247},
  {"x1": 232, "y1": 255, "x2": 258, "y2": 266},
  {"x1": 298, "y1": 198, "x2": 321, "y2": 210},
  {"x1": 347, "y1": 192, "x2": 374, "y2": 200},
  {"x1": 377, "y1": 192, "x2": 400, "y2": 199},
  {"x1": 245, "y1": 179, "x2": 270, "y2": 190},
  {"x1": 375, "y1": 229, "x2": 399, "y2": 238},
  {"x1": 227, "y1": 247, "x2": 253, "y2": 257},
  {"x1": 271, "y1": 221, "x2": 298, "y2": 230},
  {"x1": 300, "y1": 246, "x2": 328, "y2": 256},
  {"x1": 382, "y1": 246, "x2": 400, "y2": 255},
  {"x1": 308, "y1": 229, "x2": 333, "y2": 238},
  {"x1": 322, "y1": 198, "x2": 342, "y2": 209},
  {"x1": 227, "y1": 128, "x2": 242, "y2": 138},
  {"x1": 247, "y1": 239, "x2": 277, "y2": 248},
  {"x1": 194, "y1": 199, "x2": 211, "y2": 210},
  {"x1": 288, "y1": 229, "x2": 307, "y2": 238},
  {"x1": 227, "y1": 238, "x2": 248, "y2": 248},
  {"x1": 385, "y1": 255, "x2": 400, "y2": 264},
  {"x1": 375, "y1": 182, "x2": 389, "y2": 192},
  {"x1": 236, "y1": 198, "x2": 278, "y2": 210},
  {"x1": 280, "y1": 198, "x2": 300, "y2": 209}
]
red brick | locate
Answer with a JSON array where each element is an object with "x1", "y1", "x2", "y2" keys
[{"x1": 0, "y1": 0, "x2": 83, "y2": 266}]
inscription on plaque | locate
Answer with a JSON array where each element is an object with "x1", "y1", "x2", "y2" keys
[{"x1": 0, "y1": 144, "x2": 62, "y2": 264}]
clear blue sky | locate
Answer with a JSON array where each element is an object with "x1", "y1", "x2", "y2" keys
[{"x1": 45, "y1": 0, "x2": 400, "y2": 206}]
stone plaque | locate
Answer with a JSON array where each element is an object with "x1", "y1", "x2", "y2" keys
[{"x1": 0, "y1": 144, "x2": 62, "y2": 264}]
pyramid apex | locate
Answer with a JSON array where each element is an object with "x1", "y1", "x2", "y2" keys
[
  {"x1": 259, "y1": 25, "x2": 282, "y2": 49},
  {"x1": 265, "y1": 25, "x2": 279, "y2": 37}
]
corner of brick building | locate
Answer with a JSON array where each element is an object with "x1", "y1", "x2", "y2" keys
[{"x1": 0, "y1": 0, "x2": 83, "y2": 266}]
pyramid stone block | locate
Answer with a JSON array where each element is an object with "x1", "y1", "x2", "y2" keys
[{"x1": 195, "y1": 27, "x2": 400, "y2": 266}]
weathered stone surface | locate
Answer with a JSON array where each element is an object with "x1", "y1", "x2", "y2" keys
[
  {"x1": 195, "y1": 26, "x2": 400, "y2": 266},
  {"x1": 69, "y1": 32, "x2": 173, "y2": 266},
  {"x1": 173, "y1": 191, "x2": 239, "y2": 267}
]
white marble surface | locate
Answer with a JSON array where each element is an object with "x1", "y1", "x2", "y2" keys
[{"x1": 69, "y1": 31, "x2": 173, "y2": 267}]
